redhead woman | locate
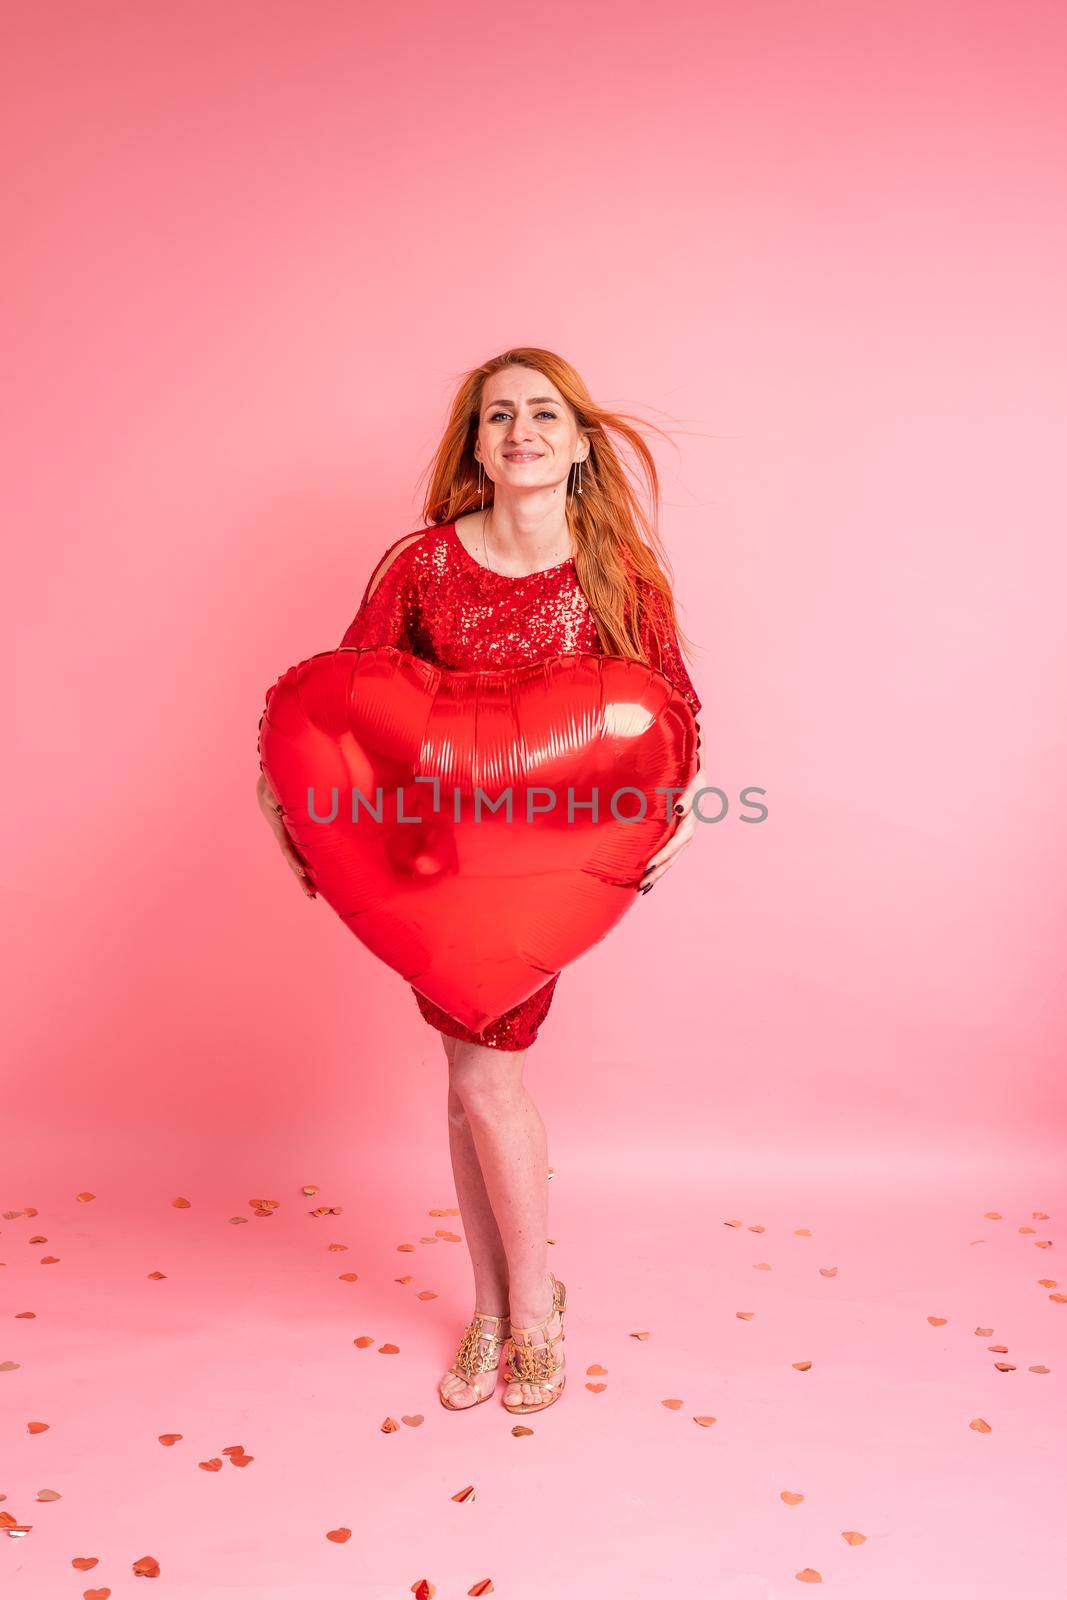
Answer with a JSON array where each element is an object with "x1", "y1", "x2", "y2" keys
[{"x1": 257, "y1": 348, "x2": 705, "y2": 1415}]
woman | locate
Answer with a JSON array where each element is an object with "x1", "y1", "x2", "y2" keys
[{"x1": 257, "y1": 347, "x2": 706, "y2": 1416}]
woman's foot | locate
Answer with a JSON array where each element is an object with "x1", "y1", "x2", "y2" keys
[
  {"x1": 502, "y1": 1272, "x2": 567, "y2": 1412},
  {"x1": 439, "y1": 1310, "x2": 510, "y2": 1410}
]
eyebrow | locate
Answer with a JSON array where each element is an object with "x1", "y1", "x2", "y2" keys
[{"x1": 483, "y1": 396, "x2": 562, "y2": 410}]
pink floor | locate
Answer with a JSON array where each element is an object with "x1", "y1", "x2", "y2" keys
[{"x1": 3, "y1": 1152, "x2": 1063, "y2": 1599}]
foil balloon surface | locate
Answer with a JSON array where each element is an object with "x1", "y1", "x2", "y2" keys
[{"x1": 257, "y1": 646, "x2": 699, "y2": 1034}]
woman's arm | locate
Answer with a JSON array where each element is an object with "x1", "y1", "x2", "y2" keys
[
  {"x1": 634, "y1": 575, "x2": 702, "y2": 718},
  {"x1": 633, "y1": 577, "x2": 705, "y2": 891},
  {"x1": 256, "y1": 771, "x2": 317, "y2": 898},
  {"x1": 340, "y1": 529, "x2": 428, "y2": 650}
]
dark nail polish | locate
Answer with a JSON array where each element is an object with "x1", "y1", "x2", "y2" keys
[{"x1": 674, "y1": 803, "x2": 685, "y2": 814}]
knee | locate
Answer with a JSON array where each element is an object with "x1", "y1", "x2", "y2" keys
[
  {"x1": 448, "y1": 1048, "x2": 522, "y2": 1122},
  {"x1": 446, "y1": 1081, "x2": 467, "y2": 1124}
]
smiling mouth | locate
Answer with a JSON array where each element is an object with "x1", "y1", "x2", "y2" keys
[{"x1": 504, "y1": 452, "x2": 542, "y2": 461}]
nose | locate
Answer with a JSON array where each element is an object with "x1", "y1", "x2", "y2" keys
[{"x1": 506, "y1": 415, "x2": 536, "y2": 445}]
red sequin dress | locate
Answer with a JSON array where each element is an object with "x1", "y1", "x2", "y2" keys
[{"x1": 339, "y1": 519, "x2": 702, "y2": 1051}]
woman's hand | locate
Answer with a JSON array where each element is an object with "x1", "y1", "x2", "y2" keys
[
  {"x1": 638, "y1": 722, "x2": 706, "y2": 893},
  {"x1": 257, "y1": 772, "x2": 317, "y2": 898}
]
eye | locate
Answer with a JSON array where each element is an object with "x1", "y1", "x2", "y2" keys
[{"x1": 487, "y1": 409, "x2": 559, "y2": 422}]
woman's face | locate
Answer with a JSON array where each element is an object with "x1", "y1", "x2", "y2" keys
[{"x1": 475, "y1": 366, "x2": 586, "y2": 498}]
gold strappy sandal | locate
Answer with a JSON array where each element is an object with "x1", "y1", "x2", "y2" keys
[
  {"x1": 501, "y1": 1273, "x2": 567, "y2": 1414},
  {"x1": 439, "y1": 1310, "x2": 510, "y2": 1410}
]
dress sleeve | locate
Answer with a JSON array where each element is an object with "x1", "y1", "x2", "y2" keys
[
  {"x1": 339, "y1": 535, "x2": 421, "y2": 652},
  {"x1": 635, "y1": 576, "x2": 702, "y2": 718}
]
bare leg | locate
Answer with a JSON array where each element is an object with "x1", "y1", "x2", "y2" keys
[
  {"x1": 437, "y1": 1031, "x2": 512, "y2": 1407},
  {"x1": 447, "y1": 1036, "x2": 564, "y2": 1410}
]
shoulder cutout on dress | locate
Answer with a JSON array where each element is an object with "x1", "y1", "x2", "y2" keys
[{"x1": 363, "y1": 528, "x2": 432, "y2": 604}]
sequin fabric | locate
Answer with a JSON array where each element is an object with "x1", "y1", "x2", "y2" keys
[{"x1": 339, "y1": 520, "x2": 702, "y2": 1052}]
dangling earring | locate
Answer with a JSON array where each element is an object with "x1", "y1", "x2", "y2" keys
[
  {"x1": 577, "y1": 455, "x2": 584, "y2": 496},
  {"x1": 570, "y1": 455, "x2": 584, "y2": 496},
  {"x1": 478, "y1": 459, "x2": 484, "y2": 510}
]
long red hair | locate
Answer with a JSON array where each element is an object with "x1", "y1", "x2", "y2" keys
[{"x1": 418, "y1": 347, "x2": 700, "y2": 671}]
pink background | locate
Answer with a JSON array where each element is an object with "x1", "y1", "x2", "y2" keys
[{"x1": 3, "y1": 2, "x2": 1064, "y2": 1596}]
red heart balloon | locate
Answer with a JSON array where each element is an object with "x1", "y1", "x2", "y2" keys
[{"x1": 258, "y1": 646, "x2": 698, "y2": 1034}]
